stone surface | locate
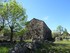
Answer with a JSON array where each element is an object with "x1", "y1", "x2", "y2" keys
[
  {"x1": 25, "y1": 18, "x2": 53, "y2": 41},
  {"x1": 9, "y1": 42, "x2": 34, "y2": 53}
]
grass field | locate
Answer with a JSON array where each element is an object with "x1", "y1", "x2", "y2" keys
[
  {"x1": 0, "y1": 44, "x2": 15, "y2": 53},
  {"x1": 0, "y1": 46, "x2": 9, "y2": 53},
  {"x1": 54, "y1": 40, "x2": 70, "y2": 44},
  {"x1": 52, "y1": 40, "x2": 70, "y2": 53},
  {"x1": 54, "y1": 40, "x2": 70, "y2": 49},
  {"x1": 36, "y1": 40, "x2": 70, "y2": 53}
]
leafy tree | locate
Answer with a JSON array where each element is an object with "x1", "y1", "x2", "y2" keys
[
  {"x1": 0, "y1": 0, "x2": 3, "y2": 8},
  {"x1": 0, "y1": 0, "x2": 4, "y2": 31},
  {"x1": 0, "y1": 16, "x2": 4, "y2": 31},
  {"x1": 52, "y1": 25, "x2": 69, "y2": 41},
  {"x1": 56, "y1": 25, "x2": 63, "y2": 36},
  {"x1": 52, "y1": 31, "x2": 59, "y2": 38},
  {"x1": 63, "y1": 28, "x2": 69, "y2": 38},
  {"x1": 0, "y1": 0, "x2": 27, "y2": 42}
]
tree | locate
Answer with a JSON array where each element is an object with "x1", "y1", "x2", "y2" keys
[
  {"x1": 0, "y1": 0, "x2": 27, "y2": 42},
  {"x1": 52, "y1": 25, "x2": 64, "y2": 41},
  {"x1": 56, "y1": 25, "x2": 63, "y2": 36},
  {"x1": 52, "y1": 31, "x2": 59, "y2": 38},
  {"x1": 0, "y1": 0, "x2": 4, "y2": 31},
  {"x1": 0, "y1": 0, "x2": 3, "y2": 8},
  {"x1": 0, "y1": 16, "x2": 4, "y2": 31},
  {"x1": 63, "y1": 28, "x2": 69, "y2": 39}
]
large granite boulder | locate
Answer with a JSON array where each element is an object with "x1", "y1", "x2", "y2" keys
[{"x1": 25, "y1": 18, "x2": 53, "y2": 41}]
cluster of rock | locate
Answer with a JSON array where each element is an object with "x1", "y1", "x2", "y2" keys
[
  {"x1": 9, "y1": 39, "x2": 43, "y2": 53},
  {"x1": 25, "y1": 18, "x2": 53, "y2": 41},
  {"x1": 9, "y1": 39, "x2": 54, "y2": 53},
  {"x1": 0, "y1": 41, "x2": 16, "y2": 46}
]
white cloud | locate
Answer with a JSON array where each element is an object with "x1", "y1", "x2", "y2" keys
[
  {"x1": 43, "y1": 16, "x2": 48, "y2": 20},
  {"x1": 40, "y1": 16, "x2": 48, "y2": 21}
]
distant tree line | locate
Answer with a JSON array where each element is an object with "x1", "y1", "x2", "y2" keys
[{"x1": 52, "y1": 25, "x2": 69, "y2": 41}]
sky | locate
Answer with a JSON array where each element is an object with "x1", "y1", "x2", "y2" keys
[{"x1": 16, "y1": 0, "x2": 70, "y2": 32}]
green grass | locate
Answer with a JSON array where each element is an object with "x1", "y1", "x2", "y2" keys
[
  {"x1": 0, "y1": 44, "x2": 15, "y2": 53},
  {"x1": 54, "y1": 40, "x2": 70, "y2": 49},
  {"x1": 24, "y1": 39, "x2": 32, "y2": 42},
  {"x1": 35, "y1": 40, "x2": 70, "y2": 53},
  {"x1": 51, "y1": 40, "x2": 70, "y2": 53},
  {"x1": 54, "y1": 40, "x2": 70, "y2": 44},
  {"x1": 0, "y1": 46, "x2": 9, "y2": 53}
]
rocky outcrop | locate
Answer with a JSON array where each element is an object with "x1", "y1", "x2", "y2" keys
[
  {"x1": 9, "y1": 40, "x2": 42, "y2": 53},
  {"x1": 25, "y1": 18, "x2": 53, "y2": 41}
]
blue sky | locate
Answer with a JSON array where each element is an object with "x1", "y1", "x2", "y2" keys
[{"x1": 17, "y1": 0, "x2": 70, "y2": 32}]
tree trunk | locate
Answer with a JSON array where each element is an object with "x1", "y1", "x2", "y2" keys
[
  {"x1": 10, "y1": 27, "x2": 14, "y2": 42},
  {"x1": 0, "y1": 18, "x2": 4, "y2": 31},
  {"x1": 20, "y1": 36, "x2": 23, "y2": 42},
  {"x1": 3, "y1": 18, "x2": 4, "y2": 28}
]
